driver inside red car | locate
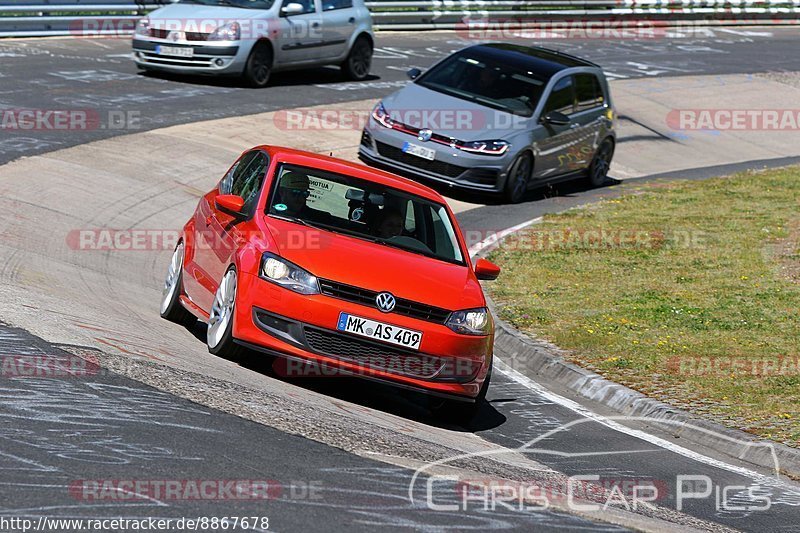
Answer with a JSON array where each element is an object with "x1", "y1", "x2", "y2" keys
[
  {"x1": 375, "y1": 208, "x2": 404, "y2": 239},
  {"x1": 275, "y1": 171, "x2": 332, "y2": 224}
]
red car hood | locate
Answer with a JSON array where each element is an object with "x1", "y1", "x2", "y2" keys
[{"x1": 265, "y1": 218, "x2": 485, "y2": 311}]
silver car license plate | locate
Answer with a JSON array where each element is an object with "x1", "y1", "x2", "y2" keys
[
  {"x1": 337, "y1": 312, "x2": 422, "y2": 350},
  {"x1": 402, "y1": 142, "x2": 435, "y2": 161},
  {"x1": 155, "y1": 45, "x2": 194, "y2": 58}
]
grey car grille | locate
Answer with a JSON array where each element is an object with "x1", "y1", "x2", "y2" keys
[{"x1": 376, "y1": 142, "x2": 467, "y2": 178}]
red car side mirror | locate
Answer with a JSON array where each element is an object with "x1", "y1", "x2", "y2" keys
[
  {"x1": 474, "y1": 258, "x2": 501, "y2": 281},
  {"x1": 215, "y1": 194, "x2": 246, "y2": 217}
]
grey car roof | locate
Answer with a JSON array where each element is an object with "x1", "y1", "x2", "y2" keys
[{"x1": 461, "y1": 43, "x2": 600, "y2": 78}]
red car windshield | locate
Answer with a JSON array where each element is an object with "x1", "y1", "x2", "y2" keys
[{"x1": 266, "y1": 163, "x2": 465, "y2": 265}]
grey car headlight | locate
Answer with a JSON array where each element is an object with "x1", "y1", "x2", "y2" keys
[
  {"x1": 371, "y1": 102, "x2": 395, "y2": 128},
  {"x1": 446, "y1": 307, "x2": 491, "y2": 335},
  {"x1": 454, "y1": 140, "x2": 510, "y2": 156},
  {"x1": 260, "y1": 253, "x2": 319, "y2": 295},
  {"x1": 208, "y1": 22, "x2": 241, "y2": 41}
]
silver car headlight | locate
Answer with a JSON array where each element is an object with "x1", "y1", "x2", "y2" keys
[
  {"x1": 454, "y1": 140, "x2": 510, "y2": 156},
  {"x1": 134, "y1": 17, "x2": 150, "y2": 37},
  {"x1": 260, "y1": 253, "x2": 319, "y2": 295},
  {"x1": 208, "y1": 21, "x2": 241, "y2": 41},
  {"x1": 446, "y1": 307, "x2": 491, "y2": 335}
]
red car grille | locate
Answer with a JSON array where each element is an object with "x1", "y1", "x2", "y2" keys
[
  {"x1": 303, "y1": 327, "x2": 449, "y2": 380},
  {"x1": 318, "y1": 278, "x2": 451, "y2": 324}
]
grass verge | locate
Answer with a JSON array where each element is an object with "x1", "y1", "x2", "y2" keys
[{"x1": 487, "y1": 167, "x2": 800, "y2": 447}]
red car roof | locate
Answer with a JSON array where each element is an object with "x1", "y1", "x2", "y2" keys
[{"x1": 257, "y1": 145, "x2": 448, "y2": 205}]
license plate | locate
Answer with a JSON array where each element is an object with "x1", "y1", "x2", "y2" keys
[
  {"x1": 402, "y1": 142, "x2": 435, "y2": 161},
  {"x1": 337, "y1": 312, "x2": 422, "y2": 350},
  {"x1": 155, "y1": 45, "x2": 194, "y2": 58}
]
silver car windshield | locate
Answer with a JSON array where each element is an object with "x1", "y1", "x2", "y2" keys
[
  {"x1": 416, "y1": 52, "x2": 546, "y2": 117},
  {"x1": 179, "y1": 0, "x2": 275, "y2": 8},
  {"x1": 267, "y1": 164, "x2": 465, "y2": 265}
]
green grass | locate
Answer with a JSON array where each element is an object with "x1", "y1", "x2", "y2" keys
[{"x1": 488, "y1": 167, "x2": 800, "y2": 446}]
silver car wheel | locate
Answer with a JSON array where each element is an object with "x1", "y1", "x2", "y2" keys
[
  {"x1": 160, "y1": 242, "x2": 184, "y2": 315},
  {"x1": 350, "y1": 40, "x2": 372, "y2": 78},
  {"x1": 207, "y1": 269, "x2": 237, "y2": 350}
]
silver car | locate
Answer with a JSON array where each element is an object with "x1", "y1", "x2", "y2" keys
[
  {"x1": 358, "y1": 43, "x2": 616, "y2": 203},
  {"x1": 132, "y1": 0, "x2": 373, "y2": 87}
]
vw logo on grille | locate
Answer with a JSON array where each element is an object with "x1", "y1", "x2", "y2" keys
[
  {"x1": 375, "y1": 292, "x2": 396, "y2": 313},
  {"x1": 417, "y1": 129, "x2": 433, "y2": 142}
]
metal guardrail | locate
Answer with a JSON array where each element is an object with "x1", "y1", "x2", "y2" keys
[{"x1": 1, "y1": 0, "x2": 799, "y2": 36}]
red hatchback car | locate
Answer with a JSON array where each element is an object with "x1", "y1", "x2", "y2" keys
[{"x1": 160, "y1": 146, "x2": 501, "y2": 419}]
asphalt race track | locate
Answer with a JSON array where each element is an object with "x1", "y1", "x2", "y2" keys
[
  {"x1": 1, "y1": 28, "x2": 800, "y2": 531},
  {"x1": 3, "y1": 28, "x2": 800, "y2": 165}
]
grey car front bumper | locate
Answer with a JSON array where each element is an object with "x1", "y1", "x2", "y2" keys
[{"x1": 358, "y1": 125, "x2": 513, "y2": 193}]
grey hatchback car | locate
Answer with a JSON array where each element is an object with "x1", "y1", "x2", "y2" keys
[
  {"x1": 132, "y1": 0, "x2": 373, "y2": 87},
  {"x1": 358, "y1": 43, "x2": 616, "y2": 203}
]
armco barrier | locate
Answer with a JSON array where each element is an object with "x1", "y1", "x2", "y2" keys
[{"x1": 1, "y1": 0, "x2": 799, "y2": 36}]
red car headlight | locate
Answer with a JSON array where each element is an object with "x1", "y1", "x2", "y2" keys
[
  {"x1": 260, "y1": 253, "x2": 319, "y2": 295},
  {"x1": 445, "y1": 307, "x2": 491, "y2": 335}
]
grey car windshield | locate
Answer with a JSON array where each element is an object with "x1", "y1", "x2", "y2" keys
[
  {"x1": 416, "y1": 52, "x2": 546, "y2": 117},
  {"x1": 179, "y1": 0, "x2": 275, "y2": 8}
]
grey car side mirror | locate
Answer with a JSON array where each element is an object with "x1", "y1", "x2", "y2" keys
[
  {"x1": 281, "y1": 3, "x2": 305, "y2": 16},
  {"x1": 542, "y1": 111, "x2": 571, "y2": 126},
  {"x1": 406, "y1": 68, "x2": 422, "y2": 80}
]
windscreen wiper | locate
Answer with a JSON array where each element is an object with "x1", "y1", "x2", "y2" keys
[
  {"x1": 270, "y1": 214, "x2": 347, "y2": 236},
  {"x1": 374, "y1": 238, "x2": 432, "y2": 258},
  {"x1": 270, "y1": 213, "x2": 317, "y2": 229}
]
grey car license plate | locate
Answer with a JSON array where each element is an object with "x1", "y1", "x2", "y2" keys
[{"x1": 402, "y1": 142, "x2": 436, "y2": 161}]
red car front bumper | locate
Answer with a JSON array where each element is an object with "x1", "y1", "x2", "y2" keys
[{"x1": 232, "y1": 272, "x2": 492, "y2": 400}]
